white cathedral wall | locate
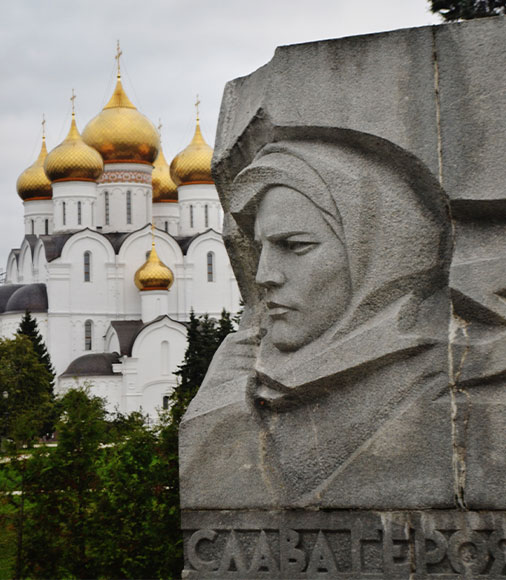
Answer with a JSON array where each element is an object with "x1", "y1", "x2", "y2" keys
[
  {"x1": 52, "y1": 181, "x2": 97, "y2": 232},
  {"x1": 129, "y1": 318, "x2": 187, "y2": 417},
  {"x1": 185, "y1": 231, "x2": 240, "y2": 317},
  {"x1": 0, "y1": 312, "x2": 48, "y2": 340},
  {"x1": 177, "y1": 184, "x2": 223, "y2": 236},
  {"x1": 95, "y1": 163, "x2": 152, "y2": 233},
  {"x1": 58, "y1": 375, "x2": 123, "y2": 413},
  {"x1": 24, "y1": 199, "x2": 53, "y2": 236},
  {"x1": 152, "y1": 202, "x2": 179, "y2": 236}
]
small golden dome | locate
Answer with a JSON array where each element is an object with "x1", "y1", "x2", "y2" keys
[
  {"x1": 44, "y1": 113, "x2": 104, "y2": 183},
  {"x1": 170, "y1": 120, "x2": 214, "y2": 186},
  {"x1": 17, "y1": 136, "x2": 53, "y2": 201},
  {"x1": 82, "y1": 75, "x2": 160, "y2": 165},
  {"x1": 152, "y1": 146, "x2": 178, "y2": 202},
  {"x1": 134, "y1": 243, "x2": 174, "y2": 291}
]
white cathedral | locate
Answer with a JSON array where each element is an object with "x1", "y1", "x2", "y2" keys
[{"x1": 0, "y1": 54, "x2": 240, "y2": 416}]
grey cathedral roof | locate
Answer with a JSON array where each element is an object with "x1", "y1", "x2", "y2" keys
[
  {"x1": 60, "y1": 352, "x2": 122, "y2": 377},
  {"x1": 0, "y1": 283, "x2": 48, "y2": 313},
  {"x1": 36, "y1": 226, "x2": 214, "y2": 263}
]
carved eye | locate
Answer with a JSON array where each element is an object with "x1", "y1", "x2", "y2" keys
[{"x1": 283, "y1": 240, "x2": 318, "y2": 255}]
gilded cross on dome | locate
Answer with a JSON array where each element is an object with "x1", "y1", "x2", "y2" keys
[
  {"x1": 195, "y1": 94, "x2": 201, "y2": 122},
  {"x1": 70, "y1": 89, "x2": 76, "y2": 114},
  {"x1": 115, "y1": 40, "x2": 122, "y2": 77},
  {"x1": 41, "y1": 114, "x2": 46, "y2": 140}
]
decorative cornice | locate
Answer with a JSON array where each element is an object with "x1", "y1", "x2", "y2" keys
[{"x1": 98, "y1": 170, "x2": 151, "y2": 185}]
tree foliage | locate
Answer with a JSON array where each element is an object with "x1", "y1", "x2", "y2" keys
[
  {"x1": 0, "y1": 335, "x2": 53, "y2": 446},
  {"x1": 170, "y1": 309, "x2": 236, "y2": 425},
  {"x1": 1, "y1": 310, "x2": 237, "y2": 579},
  {"x1": 429, "y1": 0, "x2": 506, "y2": 20}
]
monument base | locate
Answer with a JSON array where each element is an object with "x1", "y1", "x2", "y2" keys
[{"x1": 182, "y1": 510, "x2": 506, "y2": 579}]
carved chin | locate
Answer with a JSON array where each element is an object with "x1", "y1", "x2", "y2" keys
[{"x1": 270, "y1": 323, "x2": 311, "y2": 353}]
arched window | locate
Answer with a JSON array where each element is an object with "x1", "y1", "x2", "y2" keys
[
  {"x1": 84, "y1": 320, "x2": 93, "y2": 351},
  {"x1": 126, "y1": 191, "x2": 132, "y2": 224},
  {"x1": 44, "y1": 219, "x2": 49, "y2": 235},
  {"x1": 84, "y1": 251, "x2": 91, "y2": 282},
  {"x1": 190, "y1": 204, "x2": 194, "y2": 228},
  {"x1": 163, "y1": 395, "x2": 170, "y2": 410},
  {"x1": 164, "y1": 221, "x2": 168, "y2": 233},
  {"x1": 104, "y1": 191, "x2": 110, "y2": 225},
  {"x1": 205, "y1": 204, "x2": 209, "y2": 228},
  {"x1": 62, "y1": 201, "x2": 66, "y2": 225},
  {"x1": 77, "y1": 201, "x2": 82, "y2": 225},
  {"x1": 207, "y1": 251, "x2": 214, "y2": 282},
  {"x1": 31, "y1": 220, "x2": 34, "y2": 235}
]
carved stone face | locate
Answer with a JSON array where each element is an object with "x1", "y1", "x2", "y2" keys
[{"x1": 255, "y1": 186, "x2": 352, "y2": 352}]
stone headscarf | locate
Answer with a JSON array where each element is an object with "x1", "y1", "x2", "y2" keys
[{"x1": 230, "y1": 135, "x2": 451, "y2": 391}]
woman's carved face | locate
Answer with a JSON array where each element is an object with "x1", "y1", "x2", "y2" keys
[{"x1": 254, "y1": 186, "x2": 352, "y2": 352}]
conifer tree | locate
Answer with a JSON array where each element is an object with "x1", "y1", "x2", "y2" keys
[
  {"x1": 17, "y1": 311, "x2": 55, "y2": 390},
  {"x1": 170, "y1": 309, "x2": 236, "y2": 425},
  {"x1": 429, "y1": 0, "x2": 506, "y2": 20}
]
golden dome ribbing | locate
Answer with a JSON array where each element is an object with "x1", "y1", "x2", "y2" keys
[
  {"x1": 134, "y1": 243, "x2": 174, "y2": 291},
  {"x1": 16, "y1": 136, "x2": 53, "y2": 200},
  {"x1": 170, "y1": 120, "x2": 214, "y2": 186},
  {"x1": 44, "y1": 112, "x2": 104, "y2": 183},
  {"x1": 82, "y1": 74, "x2": 160, "y2": 165},
  {"x1": 152, "y1": 147, "x2": 178, "y2": 202}
]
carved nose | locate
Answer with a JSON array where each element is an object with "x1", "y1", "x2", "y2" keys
[{"x1": 255, "y1": 248, "x2": 284, "y2": 287}]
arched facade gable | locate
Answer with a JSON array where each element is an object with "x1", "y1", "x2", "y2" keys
[
  {"x1": 33, "y1": 239, "x2": 48, "y2": 283},
  {"x1": 130, "y1": 316, "x2": 187, "y2": 359},
  {"x1": 19, "y1": 241, "x2": 33, "y2": 282},
  {"x1": 6, "y1": 252, "x2": 19, "y2": 283},
  {"x1": 59, "y1": 229, "x2": 116, "y2": 263},
  {"x1": 117, "y1": 225, "x2": 183, "y2": 264},
  {"x1": 184, "y1": 229, "x2": 224, "y2": 263}
]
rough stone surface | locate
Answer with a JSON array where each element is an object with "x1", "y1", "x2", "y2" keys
[{"x1": 179, "y1": 16, "x2": 506, "y2": 578}]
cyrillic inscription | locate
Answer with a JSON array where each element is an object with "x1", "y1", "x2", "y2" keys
[{"x1": 182, "y1": 511, "x2": 506, "y2": 579}]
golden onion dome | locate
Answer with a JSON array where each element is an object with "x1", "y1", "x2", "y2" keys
[
  {"x1": 16, "y1": 136, "x2": 53, "y2": 200},
  {"x1": 44, "y1": 113, "x2": 104, "y2": 183},
  {"x1": 82, "y1": 74, "x2": 160, "y2": 164},
  {"x1": 134, "y1": 243, "x2": 174, "y2": 291},
  {"x1": 170, "y1": 120, "x2": 214, "y2": 186},
  {"x1": 152, "y1": 146, "x2": 178, "y2": 202}
]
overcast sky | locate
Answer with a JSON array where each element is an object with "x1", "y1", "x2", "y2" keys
[{"x1": 0, "y1": 0, "x2": 440, "y2": 269}]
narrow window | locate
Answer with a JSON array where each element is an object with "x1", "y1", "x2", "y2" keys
[
  {"x1": 126, "y1": 191, "x2": 132, "y2": 224},
  {"x1": 84, "y1": 251, "x2": 91, "y2": 282},
  {"x1": 207, "y1": 252, "x2": 214, "y2": 282},
  {"x1": 62, "y1": 201, "x2": 66, "y2": 225},
  {"x1": 84, "y1": 320, "x2": 92, "y2": 351},
  {"x1": 164, "y1": 221, "x2": 168, "y2": 233},
  {"x1": 31, "y1": 220, "x2": 34, "y2": 235},
  {"x1": 77, "y1": 201, "x2": 82, "y2": 225},
  {"x1": 205, "y1": 204, "x2": 209, "y2": 228},
  {"x1": 44, "y1": 219, "x2": 48, "y2": 235},
  {"x1": 104, "y1": 191, "x2": 110, "y2": 225},
  {"x1": 162, "y1": 395, "x2": 170, "y2": 410},
  {"x1": 190, "y1": 204, "x2": 194, "y2": 228}
]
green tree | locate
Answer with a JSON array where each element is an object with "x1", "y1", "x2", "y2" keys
[
  {"x1": 0, "y1": 335, "x2": 53, "y2": 446},
  {"x1": 170, "y1": 309, "x2": 236, "y2": 425},
  {"x1": 89, "y1": 412, "x2": 182, "y2": 579},
  {"x1": 17, "y1": 311, "x2": 55, "y2": 388},
  {"x1": 19, "y1": 388, "x2": 108, "y2": 579},
  {"x1": 429, "y1": 0, "x2": 506, "y2": 20}
]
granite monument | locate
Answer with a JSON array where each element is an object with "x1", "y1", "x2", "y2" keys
[{"x1": 180, "y1": 16, "x2": 506, "y2": 579}]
